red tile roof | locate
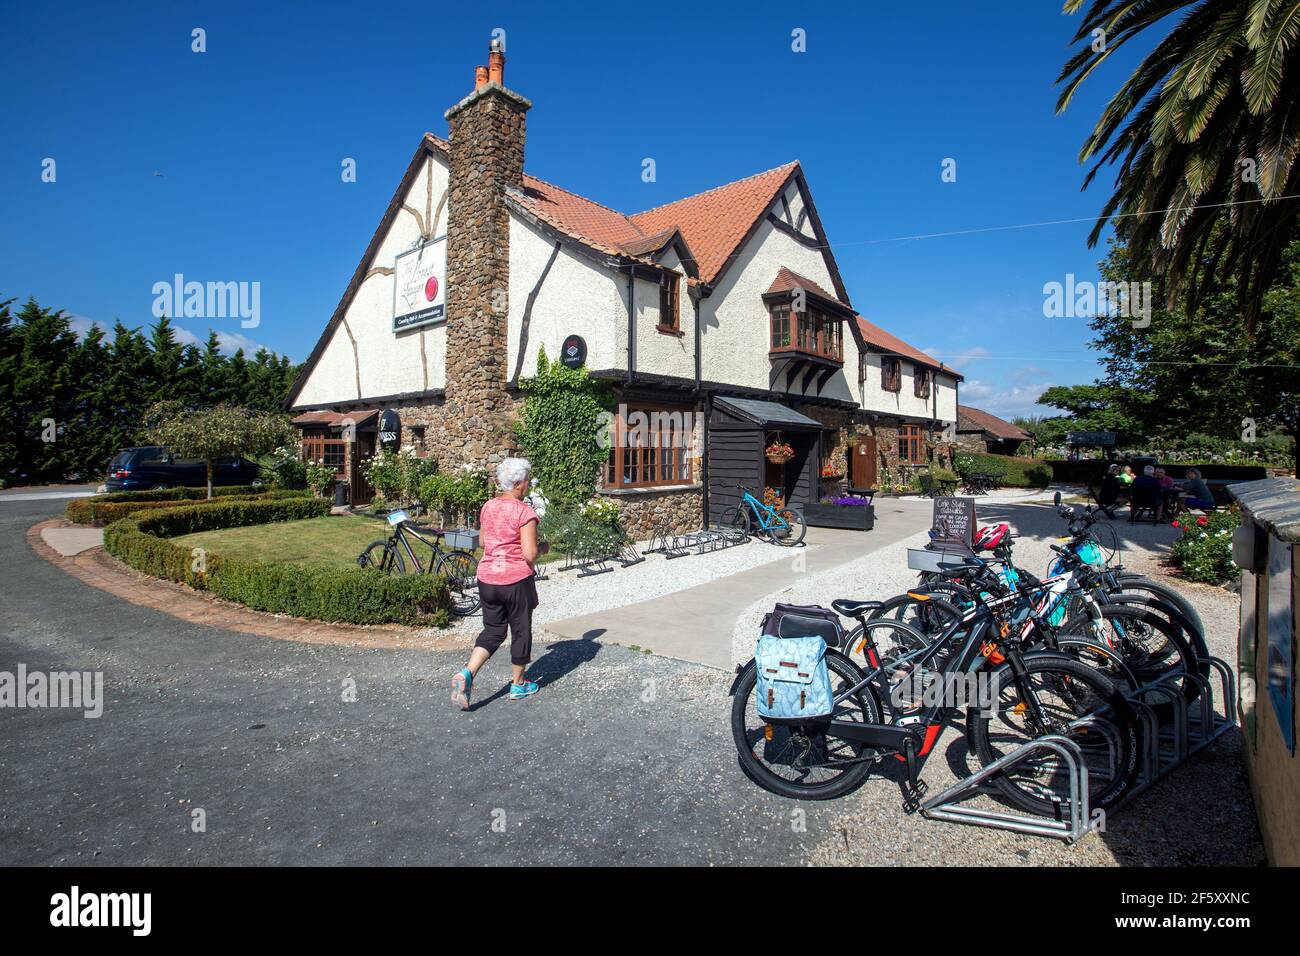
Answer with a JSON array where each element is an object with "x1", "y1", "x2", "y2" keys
[
  {"x1": 855, "y1": 315, "x2": 958, "y2": 377},
  {"x1": 630, "y1": 163, "x2": 799, "y2": 284},
  {"x1": 957, "y1": 405, "x2": 1029, "y2": 441},
  {"x1": 766, "y1": 267, "x2": 851, "y2": 309},
  {"x1": 423, "y1": 132, "x2": 952, "y2": 383}
]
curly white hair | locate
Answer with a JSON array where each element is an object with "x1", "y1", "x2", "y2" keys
[{"x1": 495, "y1": 457, "x2": 532, "y2": 491}]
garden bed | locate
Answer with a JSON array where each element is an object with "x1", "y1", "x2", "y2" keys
[{"x1": 102, "y1": 498, "x2": 451, "y2": 626}]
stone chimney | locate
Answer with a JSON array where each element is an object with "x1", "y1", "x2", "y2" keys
[{"x1": 438, "y1": 37, "x2": 532, "y2": 469}]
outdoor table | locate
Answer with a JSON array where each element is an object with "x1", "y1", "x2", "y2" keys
[{"x1": 929, "y1": 478, "x2": 959, "y2": 498}]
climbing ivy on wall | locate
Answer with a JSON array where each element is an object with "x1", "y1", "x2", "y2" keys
[{"x1": 514, "y1": 348, "x2": 615, "y2": 508}]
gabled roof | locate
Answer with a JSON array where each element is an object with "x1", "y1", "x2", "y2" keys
[
  {"x1": 855, "y1": 315, "x2": 961, "y2": 379},
  {"x1": 765, "y1": 267, "x2": 852, "y2": 313},
  {"x1": 957, "y1": 405, "x2": 1028, "y2": 441}
]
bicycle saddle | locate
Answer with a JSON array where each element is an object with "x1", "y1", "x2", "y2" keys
[{"x1": 831, "y1": 598, "x2": 882, "y2": 618}]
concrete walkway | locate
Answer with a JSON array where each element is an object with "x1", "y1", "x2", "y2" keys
[
  {"x1": 39, "y1": 526, "x2": 104, "y2": 556},
  {"x1": 545, "y1": 497, "x2": 933, "y2": 669}
]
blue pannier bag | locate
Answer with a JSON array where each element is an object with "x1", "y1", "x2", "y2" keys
[{"x1": 754, "y1": 634, "x2": 834, "y2": 723}]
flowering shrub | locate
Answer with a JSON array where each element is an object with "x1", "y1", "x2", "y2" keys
[
  {"x1": 304, "y1": 460, "x2": 336, "y2": 498},
  {"x1": 579, "y1": 496, "x2": 621, "y2": 527},
  {"x1": 260, "y1": 446, "x2": 307, "y2": 489},
  {"x1": 1169, "y1": 509, "x2": 1239, "y2": 584},
  {"x1": 763, "y1": 486, "x2": 785, "y2": 509}
]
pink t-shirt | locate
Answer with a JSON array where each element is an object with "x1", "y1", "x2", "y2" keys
[{"x1": 475, "y1": 497, "x2": 539, "y2": 586}]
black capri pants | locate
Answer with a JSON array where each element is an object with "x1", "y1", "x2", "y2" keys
[{"x1": 474, "y1": 576, "x2": 538, "y2": 666}]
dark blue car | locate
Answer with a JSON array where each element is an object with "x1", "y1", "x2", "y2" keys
[{"x1": 104, "y1": 446, "x2": 263, "y2": 492}]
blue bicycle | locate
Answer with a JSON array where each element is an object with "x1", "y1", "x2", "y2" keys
[{"x1": 721, "y1": 484, "x2": 806, "y2": 546}]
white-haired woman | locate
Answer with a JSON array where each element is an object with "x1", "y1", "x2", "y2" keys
[{"x1": 451, "y1": 457, "x2": 546, "y2": 709}]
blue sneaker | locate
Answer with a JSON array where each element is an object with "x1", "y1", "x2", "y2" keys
[
  {"x1": 509, "y1": 680, "x2": 539, "y2": 700},
  {"x1": 450, "y1": 668, "x2": 473, "y2": 710}
]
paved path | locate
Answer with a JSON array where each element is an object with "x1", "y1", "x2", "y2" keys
[
  {"x1": 0, "y1": 483, "x2": 97, "y2": 502},
  {"x1": 39, "y1": 526, "x2": 104, "y2": 556},
  {"x1": 0, "y1": 498, "x2": 848, "y2": 865},
  {"x1": 546, "y1": 497, "x2": 933, "y2": 668}
]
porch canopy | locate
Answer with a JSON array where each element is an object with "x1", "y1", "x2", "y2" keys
[{"x1": 712, "y1": 396, "x2": 823, "y2": 431}]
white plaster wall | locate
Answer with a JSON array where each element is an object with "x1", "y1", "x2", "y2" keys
[
  {"x1": 628, "y1": 248, "x2": 695, "y2": 382},
  {"x1": 294, "y1": 152, "x2": 451, "y2": 406},
  {"x1": 780, "y1": 182, "x2": 816, "y2": 240},
  {"x1": 934, "y1": 373, "x2": 958, "y2": 423},
  {"x1": 507, "y1": 214, "x2": 624, "y2": 379},
  {"x1": 700, "y1": 188, "x2": 858, "y2": 401},
  {"x1": 856, "y1": 353, "x2": 952, "y2": 421}
]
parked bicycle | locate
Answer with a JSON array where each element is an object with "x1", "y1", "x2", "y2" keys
[
  {"x1": 358, "y1": 508, "x2": 480, "y2": 616},
  {"x1": 731, "y1": 570, "x2": 1142, "y2": 815},
  {"x1": 720, "y1": 483, "x2": 806, "y2": 547}
]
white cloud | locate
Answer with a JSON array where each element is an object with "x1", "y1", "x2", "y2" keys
[
  {"x1": 66, "y1": 315, "x2": 280, "y2": 357},
  {"x1": 961, "y1": 378, "x2": 1055, "y2": 420}
]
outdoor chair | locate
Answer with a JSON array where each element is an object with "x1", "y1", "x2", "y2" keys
[
  {"x1": 1090, "y1": 481, "x2": 1118, "y2": 519},
  {"x1": 1128, "y1": 484, "x2": 1161, "y2": 524}
]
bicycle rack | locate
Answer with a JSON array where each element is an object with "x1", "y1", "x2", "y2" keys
[
  {"x1": 919, "y1": 654, "x2": 1237, "y2": 842},
  {"x1": 921, "y1": 735, "x2": 1099, "y2": 842}
]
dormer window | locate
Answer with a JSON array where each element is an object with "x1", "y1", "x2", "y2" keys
[{"x1": 768, "y1": 304, "x2": 842, "y2": 362}]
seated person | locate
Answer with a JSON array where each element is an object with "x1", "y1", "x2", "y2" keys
[
  {"x1": 1097, "y1": 464, "x2": 1123, "y2": 514},
  {"x1": 1183, "y1": 468, "x2": 1215, "y2": 510},
  {"x1": 1154, "y1": 467, "x2": 1175, "y2": 491},
  {"x1": 1131, "y1": 465, "x2": 1164, "y2": 519},
  {"x1": 1117, "y1": 464, "x2": 1135, "y2": 486}
]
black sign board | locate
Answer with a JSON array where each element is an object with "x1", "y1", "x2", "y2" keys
[
  {"x1": 931, "y1": 496, "x2": 976, "y2": 548},
  {"x1": 560, "y1": 334, "x2": 587, "y2": 369},
  {"x1": 378, "y1": 409, "x2": 401, "y2": 450},
  {"x1": 1066, "y1": 430, "x2": 1116, "y2": 447}
]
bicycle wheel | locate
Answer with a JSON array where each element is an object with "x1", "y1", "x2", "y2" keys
[
  {"x1": 1059, "y1": 604, "x2": 1199, "y2": 713},
  {"x1": 1113, "y1": 574, "x2": 1208, "y2": 659},
  {"x1": 731, "y1": 650, "x2": 881, "y2": 800},
  {"x1": 436, "y1": 549, "x2": 480, "y2": 616},
  {"x1": 968, "y1": 653, "x2": 1141, "y2": 816},
  {"x1": 767, "y1": 507, "x2": 806, "y2": 547},
  {"x1": 358, "y1": 540, "x2": 404, "y2": 574},
  {"x1": 719, "y1": 505, "x2": 750, "y2": 536},
  {"x1": 842, "y1": 617, "x2": 934, "y2": 685}
]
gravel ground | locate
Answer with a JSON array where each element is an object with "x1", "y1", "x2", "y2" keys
[
  {"x1": 728, "y1": 487, "x2": 1263, "y2": 866},
  {"x1": 432, "y1": 527, "x2": 797, "y2": 638}
]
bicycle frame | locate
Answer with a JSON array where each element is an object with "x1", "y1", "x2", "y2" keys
[
  {"x1": 823, "y1": 592, "x2": 1052, "y2": 784},
  {"x1": 738, "y1": 485, "x2": 790, "y2": 533},
  {"x1": 390, "y1": 520, "x2": 446, "y2": 574}
]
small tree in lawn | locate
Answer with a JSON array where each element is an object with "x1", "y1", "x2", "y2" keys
[{"x1": 141, "y1": 401, "x2": 295, "y2": 498}]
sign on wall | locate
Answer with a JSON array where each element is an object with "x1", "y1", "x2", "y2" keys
[
  {"x1": 378, "y1": 409, "x2": 401, "y2": 451},
  {"x1": 393, "y1": 238, "x2": 447, "y2": 332},
  {"x1": 560, "y1": 334, "x2": 587, "y2": 369}
]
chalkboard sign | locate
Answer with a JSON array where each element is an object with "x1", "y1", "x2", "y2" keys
[{"x1": 931, "y1": 496, "x2": 976, "y2": 548}]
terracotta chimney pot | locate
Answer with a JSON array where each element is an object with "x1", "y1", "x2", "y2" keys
[
  {"x1": 474, "y1": 65, "x2": 488, "y2": 90},
  {"x1": 488, "y1": 37, "x2": 504, "y2": 85}
]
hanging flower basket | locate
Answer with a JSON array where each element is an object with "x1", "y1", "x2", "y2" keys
[{"x1": 765, "y1": 440, "x2": 795, "y2": 465}]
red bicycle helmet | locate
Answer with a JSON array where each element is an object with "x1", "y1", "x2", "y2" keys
[{"x1": 972, "y1": 522, "x2": 1010, "y2": 551}]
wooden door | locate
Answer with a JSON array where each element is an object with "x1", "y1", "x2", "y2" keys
[{"x1": 849, "y1": 436, "x2": 877, "y2": 490}]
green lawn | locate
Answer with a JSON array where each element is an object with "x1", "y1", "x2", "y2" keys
[
  {"x1": 173, "y1": 515, "x2": 391, "y2": 568},
  {"x1": 173, "y1": 513, "x2": 564, "y2": 569}
]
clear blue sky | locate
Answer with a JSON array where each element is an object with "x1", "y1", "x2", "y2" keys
[{"x1": 0, "y1": 0, "x2": 1164, "y2": 419}]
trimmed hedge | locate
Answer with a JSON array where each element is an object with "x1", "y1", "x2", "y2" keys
[
  {"x1": 67, "y1": 488, "x2": 313, "y2": 525},
  {"x1": 89, "y1": 484, "x2": 269, "y2": 503},
  {"x1": 954, "y1": 452, "x2": 1053, "y2": 489},
  {"x1": 102, "y1": 498, "x2": 451, "y2": 627}
]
